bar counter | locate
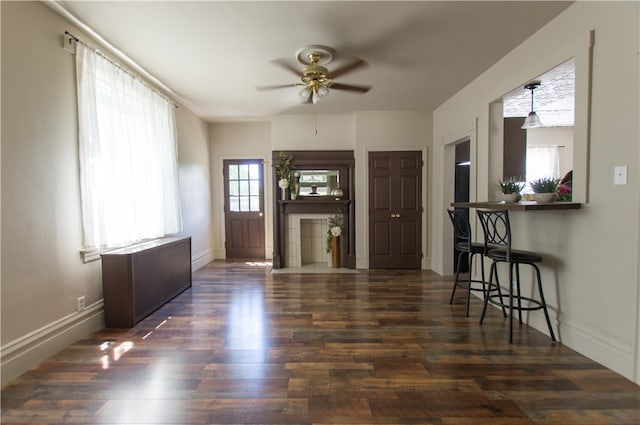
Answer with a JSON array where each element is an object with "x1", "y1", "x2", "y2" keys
[{"x1": 451, "y1": 201, "x2": 582, "y2": 211}]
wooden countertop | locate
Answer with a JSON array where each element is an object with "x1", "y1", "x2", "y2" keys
[{"x1": 451, "y1": 201, "x2": 582, "y2": 211}]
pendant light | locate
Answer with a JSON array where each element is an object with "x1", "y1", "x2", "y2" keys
[{"x1": 521, "y1": 80, "x2": 543, "y2": 129}]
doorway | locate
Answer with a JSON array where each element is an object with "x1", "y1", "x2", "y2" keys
[
  {"x1": 223, "y1": 159, "x2": 265, "y2": 259},
  {"x1": 369, "y1": 151, "x2": 422, "y2": 269},
  {"x1": 453, "y1": 141, "x2": 471, "y2": 272}
]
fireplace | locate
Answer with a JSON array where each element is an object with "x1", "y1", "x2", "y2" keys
[
  {"x1": 272, "y1": 150, "x2": 355, "y2": 269},
  {"x1": 285, "y1": 214, "x2": 330, "y2": 267}
]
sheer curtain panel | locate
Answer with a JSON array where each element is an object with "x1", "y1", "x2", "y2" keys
[{"x1": 76, "y1": 43, "x2": 182, "y2": 252}]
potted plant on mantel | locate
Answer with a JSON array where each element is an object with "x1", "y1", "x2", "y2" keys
[
  {"x1": 530, "y1": 177, "x2": 560, "y2": 203},
  {"x1": 496, "y1": 177, "x2": 524, "y2": 203},
  {"x1": 276, "y1": 151, "x2": 293, "y2": 199}
]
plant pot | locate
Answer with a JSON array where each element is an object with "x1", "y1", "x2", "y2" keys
[
  {"x1": 533, "y1": 192, "x2": 555, "y2": 203},
  {"x1": 500, "y1": 193, "x2": 520, "y2": 203}
]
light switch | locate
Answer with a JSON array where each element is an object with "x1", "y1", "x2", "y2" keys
[{"x1": 613, "y1": 165, "x2": 627, "y2": 185}]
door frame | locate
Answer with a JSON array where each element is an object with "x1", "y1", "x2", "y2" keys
[
  {"x1": 217, "y1": 155, "x2": 271, "y2": 260},
  {"x1": 362, "y1": 147, "x2": 428, "y2": 270}
]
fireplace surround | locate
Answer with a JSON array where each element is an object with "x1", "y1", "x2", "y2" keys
[{"x1": 272, "y1": 150, "x2": 355, "y2": 269}]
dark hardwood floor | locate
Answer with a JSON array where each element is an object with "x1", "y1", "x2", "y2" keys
[{"x1": 2, "y1": 260, "x2": 639, "y2": 424}]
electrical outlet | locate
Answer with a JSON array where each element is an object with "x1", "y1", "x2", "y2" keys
[{"x1": 76, "y1": 296, "x2": 85, "y2": 312}]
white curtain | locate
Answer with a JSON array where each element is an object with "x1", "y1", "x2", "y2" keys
[
  {"x1": 526, "y1": 145, "x2": 560, "y2": 182},
  {"x1": 76, "y1": 43, "x2": 182, "y2": 251}
]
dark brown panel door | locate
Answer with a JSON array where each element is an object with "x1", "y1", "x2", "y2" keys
[
  {"x1": 369, "y1": 151, "x2": 422, "y2": 269},
  {"x1": 224, "y1": 159, "x2": 265, "y2": 259}
]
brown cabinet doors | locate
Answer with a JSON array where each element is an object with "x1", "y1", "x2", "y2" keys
[
  {"x1": 223, "y1": 159, "x2": 265, "y2": 259},
  {"x1": 369, "y1": 151, "x2": 422, "y2": 269}
]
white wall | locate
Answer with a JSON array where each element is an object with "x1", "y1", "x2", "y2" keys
[
  {"x1": 431, "y1": 2, "x2": 640, "y2": 383},
  {"x1": 354, "y1": 111, "x2": 432, "y2": 269},
  {"x1": 209, "y1": 121, "x2": 272, "y2": 258},
  {"x1": 175, "y1": 105, "x2": 215, "y2": 269},
  {"x1": 272, "y1": 114, "x2": 355, "y2": 150},
  {"x1": 0, "y1": 1, "x2": 214, "y2": 384}
]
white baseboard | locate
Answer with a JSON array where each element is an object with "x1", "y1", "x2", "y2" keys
[
  {"x1": 192, "y1": 248, "x2": 214, "y2": 271},
  {"x1": 1, "y1": 301, "x2": 104, "y2": 385},
  {"x1": 483, "y1": 292, "x2": 636, "y2": 383},
  {"x1": 1, "y1": 249, "x2": 217, "y2": 386},
  {"x1": 555, "y1": 317, "x2": 636, "y2": 382}
]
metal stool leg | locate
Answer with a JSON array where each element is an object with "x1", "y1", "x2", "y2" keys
[
  {"x1": 508, "y1": 262, "x2": 514, "y2": 344},
  {"x1": 465, "y1": 252, "x2": 474, "y2": 317},
  {"x1": 533, "y1": 264, "x2": 556, "y2": 341},
  {"x1": 514, "y1": 263, "x2": 523, "y2": 324},
  {"x1": 450, "y1": 251, "x2": 465, "y2": 304}
]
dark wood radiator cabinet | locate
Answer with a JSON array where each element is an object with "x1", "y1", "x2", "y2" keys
[{"x1": 100, "y1": 236, "x2": 192, "y2": 328}]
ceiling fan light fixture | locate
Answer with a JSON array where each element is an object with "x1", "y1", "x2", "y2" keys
[
  {"x1": 316, "y1": 85, "x2": 330, "y2": 98},
  {"x1": 298, "y1": 86, "x2": 312, "y2": 100},
  {"x1": 521, "y1": 80, "x2": 543, "y2": 129}
]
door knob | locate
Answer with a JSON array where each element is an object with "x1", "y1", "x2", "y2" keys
[{"x1": 259, "y1": 212, "x2": 263, "y2": 217}]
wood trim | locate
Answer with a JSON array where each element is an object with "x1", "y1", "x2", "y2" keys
[{"x1": 272, "y1": 151, "x2": 355, "y2": 269}]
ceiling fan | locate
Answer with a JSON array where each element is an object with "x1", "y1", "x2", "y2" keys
[{"x1": 256, "y1": 45, "x2": 371, "y2": 104}]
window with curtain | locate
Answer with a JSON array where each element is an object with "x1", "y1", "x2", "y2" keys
[
  {"x1": 75, "y1": 42, "x2": 182, "y2": 253},
  {"x1": 526, "y1": 145, "x2": 560, "y2": 182}
]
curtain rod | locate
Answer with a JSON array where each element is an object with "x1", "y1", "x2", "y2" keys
[
  {"x1": 46, "y1": 0, "x2": 185, "y2": 108},
  {"x1": 63, "y1": 30, "x2": 177, "y2": 108}
]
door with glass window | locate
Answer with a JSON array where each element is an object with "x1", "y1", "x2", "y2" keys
[{"x1": 223, "y1": 159, "x2": 265, "y2": 259}]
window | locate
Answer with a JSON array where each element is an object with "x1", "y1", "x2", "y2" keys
[
  {"x1": 227, "y1": 163, "x2": 261, "y2": 212},
  {"x1": 75, "y1": 43, "x2": 182, "y2": 254}
]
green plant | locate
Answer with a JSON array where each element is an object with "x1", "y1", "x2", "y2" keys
[
  {"x1": 530, "y1": 177, "x2": 560, "y2": 193},
  {"x1": 276, "y1": 151, "x2": 293, "y2": 180},
  {"x1": 497, "y1": 177, "x2": 524, "y2": 194},
  {"x1": 326, "y1": 213, "x2": 343, "y2": 253}
]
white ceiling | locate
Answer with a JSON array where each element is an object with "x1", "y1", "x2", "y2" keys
[
  {"x1": 56, "y1": 1, "x2": 573, "y2": 122},
  {"x1": 503, "y1": 58, "x2": 575, "y2": 127}
]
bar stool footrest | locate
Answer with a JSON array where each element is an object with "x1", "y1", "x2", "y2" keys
[{"x1": 487, "y1": 293, "x2": 545, "y2": 311}]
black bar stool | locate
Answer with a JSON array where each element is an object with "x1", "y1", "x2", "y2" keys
[
  {"x1": 446, "y1": 208, "x2": 493, "y2": 317},
  {"x1": 476, "y1": 209, "x2": 556, "y2": 343}
]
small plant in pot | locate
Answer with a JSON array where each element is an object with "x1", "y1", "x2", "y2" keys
[
  {"x1": 530, "y1": 177, "x2": 560, "y2": 203},
  {"x1": 496, "y1": 177, "x2": 524, "y2": 202}
]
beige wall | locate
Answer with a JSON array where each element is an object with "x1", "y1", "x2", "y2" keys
[
  {"x1": 431, "y1": 1, "x2": 640, "y2": 383},
  {"x1": 209, "y1": 121, "x2": 272, "y2": 259},
  {"x1": 208, "y1": 113, "x2": 432, "y2": 268},
  {"x1": 0, "y1": 1, "x2": 214, "y2": 384},
  {"x1": 354, "y1": 111, "x2": 432, "y2": 268}
]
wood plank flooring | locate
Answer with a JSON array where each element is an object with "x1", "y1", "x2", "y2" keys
[{"x1": 2, "y1": 260, "x2": 639, "y2": 424}]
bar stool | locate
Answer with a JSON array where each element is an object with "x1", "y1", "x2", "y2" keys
[
  {"x1": 446, "y1": 208, "x2": 491, "y2": 317},
  {"x1": 476, "y1": 209, "x2": 556, "y2": 343}
]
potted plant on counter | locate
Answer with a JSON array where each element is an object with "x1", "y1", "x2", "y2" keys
[
  {"x1": 530, "y1": 177, "x2": 560, "y2": 203},
  {"x1": 496, "y1": 177, "x2": 524, "y2": 203}
]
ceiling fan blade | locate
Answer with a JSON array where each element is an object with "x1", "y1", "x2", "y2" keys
[
  {"x1": 330, "y1": 82, "x2": 371, "y2": 93},
  {"x1": 256, "y1": 83, "x2": 300, "y2": 91},
  {"x1": 327, "y1": 58, "x2": 368, "y2": 79},
  {"x1": 271, "y1": 58, "x2": 302, "y2": 77}
]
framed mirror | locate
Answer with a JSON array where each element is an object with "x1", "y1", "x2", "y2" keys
[{"x1": 294, "y1": 169, "x2": 341, "y2": 197}]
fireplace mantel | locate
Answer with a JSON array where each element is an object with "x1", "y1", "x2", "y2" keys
[
  {"x1": 272, "y1": 150, "x2": 355, "y2": 269},
  {"x1": 278, "y1": 199, "x2": 350, "y2": 214}
]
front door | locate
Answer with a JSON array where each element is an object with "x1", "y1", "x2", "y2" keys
[
  {"x1": 369, "y1": 151, "x2": 422, "y2": 269},
  {"x1": 223, "y1": 159, "x2": 265, "y2": 259}
]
